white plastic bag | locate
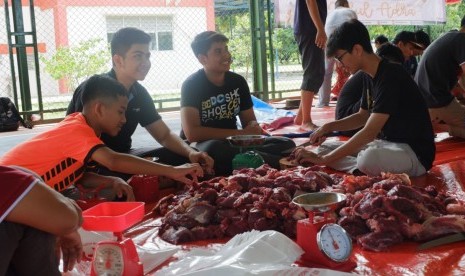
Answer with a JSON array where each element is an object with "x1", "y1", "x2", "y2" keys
[{"x1": 155, "y1": 230, "x2": 308, "y2": 275}]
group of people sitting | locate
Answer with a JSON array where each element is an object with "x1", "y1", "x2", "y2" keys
[
  {"x1": 0, "y1": 27, "x2": 297, "y2": 273},
  {"x1": 1, "y1": 14, "x2": 465, "y2": 273}
]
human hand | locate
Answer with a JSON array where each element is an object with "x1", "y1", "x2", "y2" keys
[
  {"x1": 108, "y1": 177, "x2": 135, "y2": 201},
  {"x1": 244, "y1": 120, "x2": 263, "y2": 135},
  {"x1": 309, "y1": 125, "x2": 328, "y2": 146},
  {"x1": 189, "y1": 151, "x2": 214, "y2": 175},
  {"x1": 56, "y1": 230, "x2": 82, "y2": 272},
  {"x1": 295, "y1": 147, "x2": 325, "y2": 165},
  {"x1": 315, "y1": 30, "x2": 327, "y2": 49},
  {"x1": 167, "y1": 163, "x2": 204, "y2": 186}
]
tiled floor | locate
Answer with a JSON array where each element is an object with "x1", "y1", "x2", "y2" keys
[{"x1": 0, "y1": 110, "x2": 184, "y2": 156}]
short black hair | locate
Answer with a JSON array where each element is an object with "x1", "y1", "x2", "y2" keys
[
  {"x1": 191, "y1": 31, "x2": 229, "y2": 57},
  {"x1": 376, "y1": 43, "x2": 404, "y2": 64},
  {"x1": 374, "y1": 35, "x2": 389, "y2": 45},
  {"x1": 326, "y1": 19, "x2": 373, "y2": 58},
  {"x1": 111, "y1": 27, "x2": 151, "y2": 57},
  {"x1": 81, "y1": 75, "x2": 128, "y2": 106}
]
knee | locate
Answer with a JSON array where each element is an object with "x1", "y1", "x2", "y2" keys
[{"x1": 357, "y1": 148, "x2": 383, "y2": 176}]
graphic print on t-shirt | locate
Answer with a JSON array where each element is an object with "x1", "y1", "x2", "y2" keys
[{"x1": 201, "y1": 88, "x2": 241, "y2": 123}]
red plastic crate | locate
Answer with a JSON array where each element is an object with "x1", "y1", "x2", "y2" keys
[{"x1": 82, "y1": 202, "x2": 145, "y2": 232}]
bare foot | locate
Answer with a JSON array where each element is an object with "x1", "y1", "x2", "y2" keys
[
  {"x1": 299, "y1": 122, "x2": 319, "y2": 131},
  {"x1": 294, "y1": 107, "x2": 303, "y2": 125}
]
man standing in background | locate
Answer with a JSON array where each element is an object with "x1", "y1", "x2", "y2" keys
[
  {"x1": 317, "y1": 0, "x2": 357, "y2": 107},
  {"x1": 293, "y1": 0, "x2": 327, "y2": 130}
]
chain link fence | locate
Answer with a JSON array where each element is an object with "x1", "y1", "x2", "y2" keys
[{"x1": 0, "y1": 0, "x2": 303, "y2": 122}]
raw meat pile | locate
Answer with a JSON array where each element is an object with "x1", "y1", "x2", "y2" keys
[
  {"x1": 332, "y1": 174, "x2": 465, "y2": 251},
  {"x1": 152, "y1": 166, "x2": 465, "y2": 251},
  {"x1": 152, "y1": 164, "x2": 334, "y2": 244}
]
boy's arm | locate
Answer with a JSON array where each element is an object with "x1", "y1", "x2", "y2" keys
[
  {"x1": 322, "y1": 113, "x2": 388, "y2": 163},
  {"x1": 90, "y1": 147, "x2": 203, "y2": 185},
  {"x1": 310, "y1": 108, "x2": 369, "y2": 145},
  {"x1": 306, "y1": 0, "x2": 326, "y2": 49},
  {"x1": 6, "y1": 179, "x2": 82, "y2": 236},
  {"x1": 77, "y1": 172, "x2": 135, "y2": 201},
  {"x1": 181, "y1": 107, "x2": 261, "y2": 142}
]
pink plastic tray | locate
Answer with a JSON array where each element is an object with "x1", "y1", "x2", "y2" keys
[{"x1": 82, "y1": 202, "x2": 145, "y2": 232}]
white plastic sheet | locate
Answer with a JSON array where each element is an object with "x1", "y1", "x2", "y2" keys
[{"x1": 155, "y1": 230, "x2": 354, "y2": 276}]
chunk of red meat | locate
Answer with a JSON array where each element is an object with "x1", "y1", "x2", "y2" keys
[
  {"x1": 384, "y1": 196, "x2": 424, "y2": 223},
  {"x1": 338, "y1": 215, "x2": 370, "y2": 238},
  {"x1": 216, "y1": 191, "x2": 242, "y2": 208},
  {"x1": 185, "y1": 202, "x2": 216, "y2": 224},
  {"x1": 353, "y1": 193, "x2": 385, "y2": 219},
  {"x1": 415, "y1": 215, "x2": 465, "y2": 241},
  {"x1": 224, "y1": 216, "x2": 249, "y2": 236},
  {"x1": 164, "y1": 211, "x2": 199, "y2": 229},
  {"x1": 270, "y1": 187, "x2": 292, "y2": 202},
  {"x1": 190, "y1": 225, "x2": 224, "y2": 240},
  {"x1": 233, "y1": 192, "x2": 255, "y2": 208},
  {"x1": 199, "y1": 188, "x2": 218, "y2": 204},
  {"x1": 152, "y1": 194, "x2": 175, "y2": 216},
  {"x1": 160, "y1": 226, "x2": 195, "y2": 244},
  {"x1": 357, "y1": 231, "x2": 404, "y2": 251}
]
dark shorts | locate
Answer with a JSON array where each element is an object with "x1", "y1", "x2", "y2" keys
[{"x1": 295, "y1": 33, "x2": 325, "y2": 92}]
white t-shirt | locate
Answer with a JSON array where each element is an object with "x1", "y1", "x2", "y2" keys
[{"x1": 325, "y1": 7, "x2": 357, "y2": 36}]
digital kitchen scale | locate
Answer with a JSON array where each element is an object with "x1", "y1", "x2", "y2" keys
[
  {"x1": 292, "y1": 192, "x2": 356, "y2": 272},
  {"x1": 82, "y1": 202, "x2": 145, "y2": 276}
]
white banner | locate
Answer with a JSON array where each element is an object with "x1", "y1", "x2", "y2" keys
[{"x1": 275, "y1": 0, "x2": 447, "y2": 27}]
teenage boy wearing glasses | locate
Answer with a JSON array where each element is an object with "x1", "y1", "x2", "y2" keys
[{"x1": 295, "y1": 19, "x2": 435, "y2": 177}]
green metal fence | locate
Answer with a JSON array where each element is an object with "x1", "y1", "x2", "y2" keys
[{"x1": 1, "y1": 0, "x2": 303, "y2": 123}]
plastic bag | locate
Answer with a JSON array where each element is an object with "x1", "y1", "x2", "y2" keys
[{"x1": 155, "y1": 230, "x2": 327, "y2": 276}]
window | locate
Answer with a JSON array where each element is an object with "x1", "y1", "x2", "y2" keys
[{"x1": 106, "y1": 16, "x2": 174, "y2": 51}]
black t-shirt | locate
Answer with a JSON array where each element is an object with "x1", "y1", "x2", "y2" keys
[
  {"x1": 66, "y1": 70, "x2": 161, "y2": 152},
  {"x1": 403, "y1": 56, "x2": 418, "y2": 78},
  {"x1": 414, "y1": 31, "x2": 465, "y2": 108},
  {"x1": 336, "y1": 71, "x2": 372, "y2": 120},
  {"x1": 293, "y1": 0, "x2": 327, "y2": 35},
  {"x1": 181, "y1": 70, "x2": 253, "y2": 131},
  {"x1": 361, "y1": 59, "x2": 435, "y2": 170}
]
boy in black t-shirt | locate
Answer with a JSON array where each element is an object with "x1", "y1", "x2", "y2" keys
[
  {"x1": 414, "y1": 16, "x2": 465, "y2": 139},
  {"x1": 335, "y1": 43, "x2": 405, "y2": 137},
  {"x1": 180, "y1": 31, "x2": 295, "y2": 175},
  {"x1": 67, "y1": 27, "x2": 213, "y2": 179},
  {"x1": 295, "y1": 19, "x2": 435, "y2": 177}
]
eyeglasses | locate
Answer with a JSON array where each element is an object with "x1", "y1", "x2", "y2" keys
[{"x1": 335, "y1": 51, "x2": 349, "y2": 63}]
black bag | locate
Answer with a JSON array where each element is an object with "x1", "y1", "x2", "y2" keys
[{"x1": 0, "y1": 97, "x2": 33, "y2": 132}]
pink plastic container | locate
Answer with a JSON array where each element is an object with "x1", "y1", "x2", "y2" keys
[{"x1": 81, "y1": 202, "x2": 145, "y2": 232}]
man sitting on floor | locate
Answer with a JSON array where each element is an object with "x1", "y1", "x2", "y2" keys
[
  {"x1": 414, "y1": 15, "x2": 465, "y2": 139},
  {"x1": 180, "y1": 31, "x2": 295, "y2": 175},
  {"x1": 0, "y1": 75, "x2": 204, "y2": 199},
  {"x1": 335, "y1": 43, "x2": 405, "y2": 136},
  {"x1": 0, "y1": 165, "x2": 82, "y2": 275},
  {"x1": 66, "y1": 27, "x2": 213, "y2": 179},
  {"x1": 295, "y1": 19, "x2": 435, "y2": 177}
]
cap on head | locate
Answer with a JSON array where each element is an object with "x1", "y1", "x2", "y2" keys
[
  {"x1": 393, "y1": 31, "x2": 423, "y2": 49},
  {"x1": 414, "y1": 30, "x2": 431, "y2": 49}
]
